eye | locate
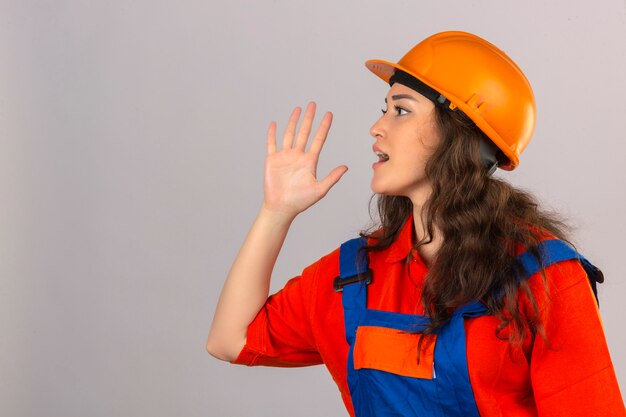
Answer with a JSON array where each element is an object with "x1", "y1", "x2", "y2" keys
[
  {"x1": 394, "y1": 106, "x2": 409, "y2": 116},
  {"x1": 381, "y1": 105, "x2": 409, "y2": 116}
]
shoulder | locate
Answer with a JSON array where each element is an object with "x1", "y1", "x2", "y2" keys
[
  {"x1": 536, "y1": 257, "x2": 590, "y2": 294},
  {"x1": 299, "y1": 236, "x2": 385, "y2": 294},
  {"x1": 304, "y1": 245, "x2": 341, "y2": 275},
  {"x1": 516, "y1": 238, "x2": 592, "y2": 289},
  {"x1": 511, "y1": 233, "x2": 601, "y2": 309},
  {"x1": 521, "y1": 250, "x2": 596, "y2": 320}
]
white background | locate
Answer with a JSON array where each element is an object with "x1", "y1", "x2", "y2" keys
[{"x1": 1, "y1": 0, "x2": 625, "y2": 416}]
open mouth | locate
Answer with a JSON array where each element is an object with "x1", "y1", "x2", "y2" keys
[{"x1": 375, "y1": 151, "x2": 389, "y2": 162}]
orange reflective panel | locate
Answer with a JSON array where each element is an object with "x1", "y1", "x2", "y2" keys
[{"x1": 353, "y1": 326, "x2": 437, "y2": 379}]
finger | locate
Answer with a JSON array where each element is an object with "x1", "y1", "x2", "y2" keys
[
  {"x1": 309, "y1": 111, "x2": 333, "y2": 156},
  {"x1": 318, "y1": 165, "x2": 348, "y2": 196},
  {"x1": 266, "y1": 121, "x2": 277, "y2": 154},
  {"x1": 281, "y1": 106, "x2": 302, "y2": 150},
  {"x1": 294, "y1": 102, "x2": 316, "y2": 151}
]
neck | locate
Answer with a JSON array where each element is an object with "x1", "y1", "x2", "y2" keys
[{"x1": 411, "y1": 202, "x2": 442, "y2": 267}]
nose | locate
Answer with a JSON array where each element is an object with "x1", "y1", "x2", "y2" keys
[{"x1": 370, "y1": 115, "x2": 385, "y2": 140}]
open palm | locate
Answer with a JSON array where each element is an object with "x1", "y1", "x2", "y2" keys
[{"x1": 264, "y1": 102, "x2": 348, "y2": 217}]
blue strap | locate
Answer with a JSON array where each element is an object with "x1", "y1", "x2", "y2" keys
[
  {"x1": 339, "y1": 238, "x2": 596, "y2": 280},
  {"x1": 518, "y1": 239, "x2": 580, "y2": 277},
  {"x1": 517, "y1": 239, "x2": 601, "y2": 305},
  {"x1": 338, "y1": 238, "x2": 369, "y2": 344},
  {"x1": 339, "y1": 237, "x2": 368, "y2": 278},
  {"x1": 338, "y1": 237, "x2": 601, "y2": 306},
  {"x1": 340, "y1": 238, "x2": 585, "y2": 284}
]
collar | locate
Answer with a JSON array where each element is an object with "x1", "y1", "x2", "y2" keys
[{"x1": 381, "y1": 214, "x2": 417, "y2": 264}]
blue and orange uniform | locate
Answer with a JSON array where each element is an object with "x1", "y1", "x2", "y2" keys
[{"x1": 232, "y1": 216, "x2": 625, "y2": 416}]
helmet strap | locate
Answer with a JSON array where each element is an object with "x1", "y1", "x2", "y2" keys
[{"x1": 478, "y1": 137, "x2": 500, "y2": 176}]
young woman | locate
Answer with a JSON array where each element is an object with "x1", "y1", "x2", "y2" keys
[{"x1": 207, "y1": 31, "x2": 625, "y2": 416}]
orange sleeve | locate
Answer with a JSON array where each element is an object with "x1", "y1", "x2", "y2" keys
[
  {"x1": 529, "y1": 260, "x2": 625, "y2": 416},
  {"x1": 231, "y1": 252, "x2": 334, "y2": 368}
]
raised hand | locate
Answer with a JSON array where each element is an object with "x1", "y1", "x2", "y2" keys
[{"x1": 263, "y1": 102, "x2": 348, "y2": 218}]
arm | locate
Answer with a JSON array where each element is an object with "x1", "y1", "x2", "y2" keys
[
  {"x1": 530, "y1": 261, "x2": 625, "y2": 416},
  {"x1": 206, "y1": 102, "x2": 348, "y2": 361}
]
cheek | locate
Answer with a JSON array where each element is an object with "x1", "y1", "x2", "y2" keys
[
  {"x1": 417, "y1": 115, "x2": 439, "y2": 140},
  {"x1": 403, "y1": 136, "x2": 436, "y2": 165},
  {"x1": 416, "y1": 127, "x2": 441, "y2": 161},
  {"x1": 392, "y1": 148, "x2": 429, "y2": 182}
]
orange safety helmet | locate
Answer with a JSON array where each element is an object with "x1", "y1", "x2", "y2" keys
[{"x1": 366, "y1": 31, "x2": 536, "y2": 170}]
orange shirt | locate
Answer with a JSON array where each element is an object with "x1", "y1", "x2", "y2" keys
[{"x1": 233, "y1": 217, "x2": 625, "y2": 416}]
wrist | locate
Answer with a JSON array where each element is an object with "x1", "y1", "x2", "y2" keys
[{"x1": 259, "y1": 204, "x2": 298, "y2": 225}]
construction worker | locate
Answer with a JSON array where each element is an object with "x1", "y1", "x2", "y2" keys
[{"x1": 207, "y1": 32, "x2": 625, "y2": 416}]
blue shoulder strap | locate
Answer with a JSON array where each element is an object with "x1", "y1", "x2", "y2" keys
[
  {"x1": 517, "y1": 239, "x2": 602, "y2": 305},
  {"x1": 334, "y1": 237, "x2": 371, "y2": 292},
  {"x1": 336, "y1": 238, "x2": 371, "y2": 342},
  {"x1": 339, "y1": 237, "x2": 368, "y2": 277},
  {"x1": 336, "y1": 237, "x2": 603, "y2": 305}
]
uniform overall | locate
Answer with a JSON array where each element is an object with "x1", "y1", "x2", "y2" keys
[{"x1": 335, "y1": 238, "x2": 601, "y2": 417}]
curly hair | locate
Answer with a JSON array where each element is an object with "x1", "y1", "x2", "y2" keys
[{"x1": 361, "y1": 105, "x2": 570, "y2": 348}]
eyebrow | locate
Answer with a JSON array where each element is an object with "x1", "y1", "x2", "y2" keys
[{"x1": 385, "y1": 94, "x2": 419, "y2": 103}]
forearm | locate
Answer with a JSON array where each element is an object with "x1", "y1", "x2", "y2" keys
[{"x1": 206, "y1": 205, "x2": 295, "y2": 361}]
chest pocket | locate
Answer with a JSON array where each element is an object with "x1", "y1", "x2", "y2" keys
[{"x1": 353, "y1": 325, "x2": 437, "y2": 379}]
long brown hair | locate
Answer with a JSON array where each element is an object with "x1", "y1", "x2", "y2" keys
[{"x1": 361, "y1": 105, "x2": 570, "y2": 346}]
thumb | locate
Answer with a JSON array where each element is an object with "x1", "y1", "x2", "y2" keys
[{"x1": 318, "y1": 165, "x2": 349, "y2": 196}]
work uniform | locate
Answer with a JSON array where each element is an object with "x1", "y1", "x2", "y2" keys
[{"x1": 233, "y1": 216, "x2": 625, "y2": 416}]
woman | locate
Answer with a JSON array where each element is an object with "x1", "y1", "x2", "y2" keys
[{"x1": 207, "y1": 32, "x2": 625, "y2": 416}]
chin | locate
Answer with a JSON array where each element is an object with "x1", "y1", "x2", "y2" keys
[
  {"x1": 371, "y1": 177, "x2": 416, "y2": 198},
  {"x1": 370, "y1": 180, "x2": 385, "y2": 195},
  {"x1": 370, "y1": 185, "x2": 397, "y2": 197}
]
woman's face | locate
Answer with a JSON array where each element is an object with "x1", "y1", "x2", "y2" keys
[{"x1": 370, "y1": 82, "x2": 441, "y2": 204}]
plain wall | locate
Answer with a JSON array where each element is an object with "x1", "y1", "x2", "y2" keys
[{"x1": 1, "y1": 0, "x2": 625, "y2": 415}]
